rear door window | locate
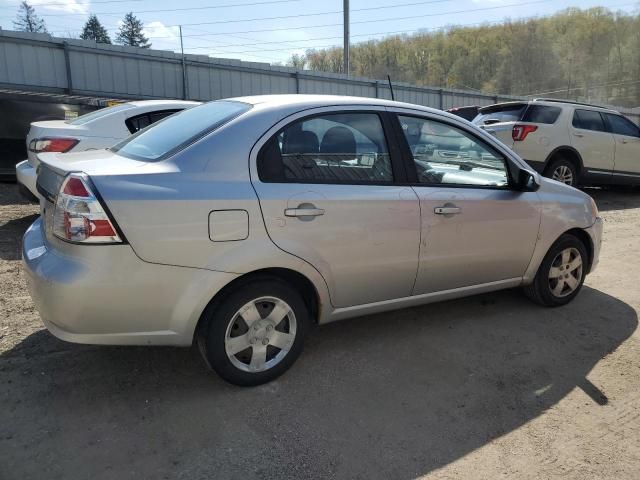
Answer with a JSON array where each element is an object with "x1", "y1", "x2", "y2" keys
[
  {"x1": 522, "y1": 105, "x2": 561, "y2": 124},
  {"x1": 258, "y1": 112, "x2": 393, "y2": 184},
  {"x1": 572, "y1": 109, "x2": 607, "y2": 132},
  {"x1": 125, "y1": 109, "x2": 182, "y2": 134}
]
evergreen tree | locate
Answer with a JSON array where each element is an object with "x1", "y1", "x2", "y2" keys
[
  {"x1": 13, "y1": 1, "x2": 48, "y2": 34},
  {"x1": 80, "y1": 15, "x2": 111, "y2": 44},
  {"x1": 115, "y1": 12, "x2": 150, "y2": 48}
]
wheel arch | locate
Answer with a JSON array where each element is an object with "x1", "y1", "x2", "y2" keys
[
  {"x1": 193, "y1": 267, "x2": 322, "y2": 345},
  {"x1": 544, "y1": 146, "x2": 584, "y2": 175},
  {"x1": 524, "y1": 225, "x2": 595, "y2": 284},
  {"x1": 563, "y1": 227, "x2": 594, "y2": 273}
]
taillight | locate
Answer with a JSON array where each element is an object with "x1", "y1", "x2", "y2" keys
[
  {"x1": 28, "y1": 137, "x2": 79, "y2": 153},
  {"x1": 512, "y1": 124, "x2": 538, "y2": 142},
  {"x1": 52, "y1": 173, "x2": 122, "y2": 244}
]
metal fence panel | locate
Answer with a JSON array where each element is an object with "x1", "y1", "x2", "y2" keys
[{"x1": 0, "y1": 30, "x2": 637, "y2": 124}]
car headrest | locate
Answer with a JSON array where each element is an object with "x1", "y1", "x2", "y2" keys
[
  {"x1": 282, "y1": 130, "x2": 319, "y2": 155},
  {"x1": 320, "y1": 126, "x2": 356, "y2": 155}
]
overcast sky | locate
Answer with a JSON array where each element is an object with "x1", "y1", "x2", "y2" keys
[{"x1": 0, "y1": 0, "x2": 637, "y2": 64}]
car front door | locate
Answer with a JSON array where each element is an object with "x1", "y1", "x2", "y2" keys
[
  {"x1": 603, "y1": 113, "x2": 640, "y2": 182},
  {"x1": 392, "y1": 110, "x2": 540, "y2": 294},
  {"x1": 251, "y1": 108, "x2": 421, "y2": 308},
  {"x1": 570, "y1": 109, "x2": 616, "y2": 179}
]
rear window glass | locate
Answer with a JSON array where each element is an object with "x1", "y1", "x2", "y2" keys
[
  {"x1": 112, "y1": 101, "x2": 251, "y2": 162},
  {"x1": 67, "y1": 103, "x2": 135, "y2": 125},
  {"x1": 522, "y1": 105, "x2": 561, "y2": 124},
  {"x1": 473, "y1": 103, "x2": 526, "y2": 125}
]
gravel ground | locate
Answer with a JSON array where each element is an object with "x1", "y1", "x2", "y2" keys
[{"x1": 1, "y1": 182, "x2": 639, "y2": 480}]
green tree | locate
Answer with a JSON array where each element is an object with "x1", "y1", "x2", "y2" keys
[
  {"x1": 115, "y1": 12, "x2": 150, "y2": 48},
  {"x1": 13, "y1": 1, "x2": 47, "y2": 34},
  {"x1": 80, "y1": 15, "x2": 111, "y2": 44},
  {"x1": 289, "y1": 6, "x2": 640, "y2": 107},
  {"x1": 287, "y1": 53, "x2": 306, "y2": 70}
]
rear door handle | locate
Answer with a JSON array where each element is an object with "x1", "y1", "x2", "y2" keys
[
  {"x1": 573, "y1": 133, "x2": 584, "y2": 138},
  {"x1": 284, "y1": 207, "x2": 325, "y2": 217},
  {"x1": 434, "y1": 206, "x2": 461, "y2": 215}
]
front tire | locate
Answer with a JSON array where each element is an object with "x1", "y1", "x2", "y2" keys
[
  {"x1": 201, "y1": 278, "x2": 309, "y2": 386},
  {"x1": 524, "y1": 234, "x2": 588, "y2": 307}
]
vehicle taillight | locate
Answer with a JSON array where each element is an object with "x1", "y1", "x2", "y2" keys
[
  {"x1": 28, "y1": 137, "x2": 79, "y2": 153},
  {"x1": 512, "y1": 124, "x2": 538, "y2": 142},
  {"x1": 52, "y1": 173, "x2": 122, "y2": 244}
]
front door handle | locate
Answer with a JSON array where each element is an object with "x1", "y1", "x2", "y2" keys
[
  {"x1": 434, "y1": 206, "x2": 461, "y2": 215},
  {"x1": 284, "y1": 207, "x2": 325, "y2": 217}
]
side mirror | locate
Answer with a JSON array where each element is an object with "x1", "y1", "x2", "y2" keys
[{"x1": 515, "y1": 169, "x2": 540, "y2": 192}]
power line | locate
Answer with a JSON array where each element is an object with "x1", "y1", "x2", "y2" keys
[
  {"x1": 142, "y1": 0, "x2": 555, "y2": 36},
  {"x1": 155, "y1": 0, "x2": 636, "y2": 46},
  {"x1": 23, "y1": 0, "x2": 304, "y2": 17},
  {"x1": 17, "y1": 0, "x2": 463, "y2": 20},
  {"x1": 179, "y1": 1, "x2": 638, "y2": 51},
  {"x1": 0, "y1": 0, "x2": 142, "y2": 7}
]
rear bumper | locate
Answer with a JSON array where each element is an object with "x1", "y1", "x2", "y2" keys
[
  {"x1": 22, "y1": 218, "x2": 238, "y2": 346},
  {"x1": 15, "y1": 160, "x2": 39, "y2": 199},
  {"x1": 585, "y1": 216, "x2": 603, "y2": 273}
]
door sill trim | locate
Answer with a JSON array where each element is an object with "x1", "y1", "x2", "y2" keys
[{"x1": 325, "y1": 278, "x2": 522, "y2": 323}]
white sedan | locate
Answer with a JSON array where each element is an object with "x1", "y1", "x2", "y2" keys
[{"x1": 16, "y1": 99, "x2": 200, "y2": 198}]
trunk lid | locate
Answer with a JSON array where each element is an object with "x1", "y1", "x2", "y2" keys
[
  {"x1": 26, "y1": 120, "x2": 88, "y2": 167},
  {"x1": 35, "y1": 149, "x2": 177, "y2": 200},
  {"x1": 473, "y1": 102, "x2": 529, "y2": 149}
]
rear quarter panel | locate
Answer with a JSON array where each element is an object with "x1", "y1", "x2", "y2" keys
[
  {"x1": 91, "y1": 107, "x2": 334, "y2": 318},
  {"x1": 512, "y1": 107, "x2": 572, "y2": 166}
]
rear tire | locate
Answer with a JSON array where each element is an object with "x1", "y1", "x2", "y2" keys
[
  {"x1": 524, "y1": 234, "x2": 588, "y2": 307},
  {"x1": 201, "y1": 278, "x2": 309, "y2": 386},
  {"x1": 545, "y1": 156, "x2": 578, "y2": 187}
]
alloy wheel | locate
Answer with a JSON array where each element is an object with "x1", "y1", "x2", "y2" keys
[
  {"x1": 224, "y1": 296, "x2": 297, "y2": 373},
  {"x1": 552, "y1": 165, "x2": 574, "y2": 185},
  {"x1": 548, "y1": 247, "x2": 583, "y2": 298}
]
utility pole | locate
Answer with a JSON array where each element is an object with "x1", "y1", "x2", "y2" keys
[
  {"x1": 179, "y1": 25, "x2": 188, "y2": 100},
  {"x1": 343, "y1": 0, "x2": 349, "y2": 76}
]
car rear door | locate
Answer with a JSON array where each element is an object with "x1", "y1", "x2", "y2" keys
[
  {"x1": 391, "y1": 109, "x2": 540, "y2": 294},
  {"x1": 570, "y1": 109, "x2": 615, "y2": 179},
  {"x1": 602, "y1": 113, "x2": 640, "y2": 182},
  {"x1": 250, "y1": 107, "x2": 421, "y2": 308}
]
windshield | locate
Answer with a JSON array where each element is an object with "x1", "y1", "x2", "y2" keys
[
  {"x1": 66, "y1": 103, "x2": 135, "y2": 125},
  {"x1": 473, "y1": 103, "x2": 527, "y2": 125},
  {"x1": 111, "y1": 100, "x2": 251, "y2": 162}
]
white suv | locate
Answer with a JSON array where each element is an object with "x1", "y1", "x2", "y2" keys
[{"x1": 473, "y1": 99, "x2": 640, "y2": 187}]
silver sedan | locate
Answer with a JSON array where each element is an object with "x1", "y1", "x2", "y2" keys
[{"x1": 23, "y1": 95, "x2": 603, "y2": 385}]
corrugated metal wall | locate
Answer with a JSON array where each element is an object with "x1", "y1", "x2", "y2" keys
[{"x1": 1, "y1": 30, "x2": 638, "y2": 124}]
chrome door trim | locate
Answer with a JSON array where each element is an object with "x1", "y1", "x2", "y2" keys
[{"x1": 324, "y1": 277, "x2": 522, "y2": 324}]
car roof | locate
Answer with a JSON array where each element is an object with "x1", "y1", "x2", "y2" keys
[
  {"x1": 479, "y1": 99, "x2": 618, "y2": 114},
  {"x1": 124, "y1": 99, "x2": 201, "y2": 108},
  {"x1": 227, "y1": 94, "x2": 461, "y2": 119}
]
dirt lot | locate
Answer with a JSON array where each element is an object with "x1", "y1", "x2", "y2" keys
[{"x1": 1, "y1": 182, "x2": 639, "y2": 480}]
